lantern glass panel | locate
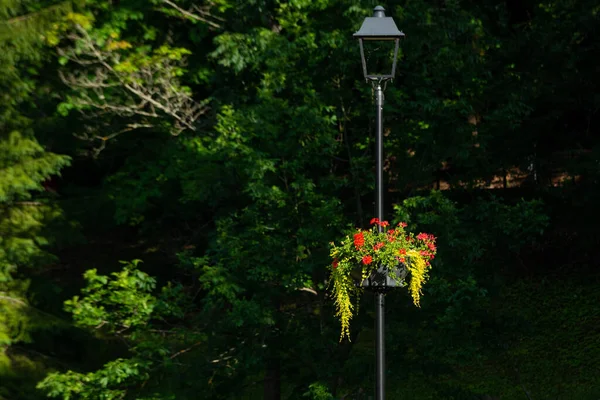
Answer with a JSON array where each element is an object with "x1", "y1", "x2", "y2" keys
[{"x1": 360, "y1": 39, "x2": 398, "y2": 78}]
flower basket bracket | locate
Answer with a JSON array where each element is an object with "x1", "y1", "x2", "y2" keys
[{"x1": 355, "y1": 263, "x2": 407, "y2": 293}]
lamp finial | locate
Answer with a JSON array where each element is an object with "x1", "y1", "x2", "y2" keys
[{"x1": 373, "y1": 6, "x2": 385, "y2": 18}]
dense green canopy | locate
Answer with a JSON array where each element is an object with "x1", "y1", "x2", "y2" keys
[{"x1": 0, "y1": 0, "x2": 599, "y2": 399}]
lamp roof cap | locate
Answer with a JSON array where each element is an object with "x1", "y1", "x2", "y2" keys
[{"x1": 353, "y1": 5, "x2": 404, "y2": 40}]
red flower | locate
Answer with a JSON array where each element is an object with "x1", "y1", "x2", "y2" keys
[
  {"x1": 417, "y1": 233, "x2": 429, "y2": 241},
  {"x1": 332, "y1": 259, "x2": 339, "y2": 269},
  {"x1": 427, "y1": 242, "x2": 437, "y2": 252},
  {"x1": 362, "y1": 255, "x2": 373, "y2": 265},
  {"x1": 399, "y1": 257, "x2": 406, "y2": 263},
  {"x1": 373, "y1": 242, "x2": 384, "y2": 251},
  {"x1": 398, "y1": 222, "x2": 407, "y2": 228},
  {"x1": 387, "y1": 229, "x2": 396, "y2": 242},
  {"x1": 420, "y1": 250, "x2": 435, "y2": 260},
  {"x1": 398, "y1": 248, "x2": 407, "y2": 255},
  {"x1": 417, "y1": 233, "x2": 436, "y2": 242},
  {"x1": 354, "y1": 232, "x2": 365, "y2": 248},
  {"x1": 371, "y1": 218, "x2": 390, "y2": 227}
]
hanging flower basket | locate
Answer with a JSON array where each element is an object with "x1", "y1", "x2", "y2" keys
[{"x1": 328, "y1": 218, "x2": 437, "y2": 340}]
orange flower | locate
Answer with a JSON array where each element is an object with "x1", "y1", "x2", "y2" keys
[{"x1": 354, "y1": 232, "x2": 365, "y2": 248}]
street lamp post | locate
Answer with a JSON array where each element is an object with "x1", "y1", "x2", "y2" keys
[{"x1": 354, "y1": 6, "x2": 404, "y2": 400}]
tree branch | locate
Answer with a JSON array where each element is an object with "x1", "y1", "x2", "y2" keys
[
  {"x1": 170, "y1": 341, "x2": 203, "y2": 359},
  {"x1": 57, "y1": 24, "x2": 209, "y2": 142},
  {"x1": 159, "y1": 0, "x2": 223, "y2": 29}
]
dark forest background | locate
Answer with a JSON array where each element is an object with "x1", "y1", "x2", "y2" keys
[{"x1": 1, "y1": 0, "x2": 599, "y2": 399}]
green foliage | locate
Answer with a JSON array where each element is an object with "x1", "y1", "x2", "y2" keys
[
  {"x1": 65, "y1": 260, "x2": 156, "y2": 333},
  {"x1": 0, "y1": 2, "x2": 72, "y2": 398},
  {"x1": 1, "y1": 0, "x2": 599, "y2": 399},
  {"x1": 38, "y1": 261, "x2": 160, "y2": 399},
  {"x1": 0, "y1": 132, "x2": 69, "y2": 203},
  {"x1": 39, "y1": 358, "x2": 152, "y2": 400},
  {"x1": 395, "y1": 191, "x2": 549, "y2": 264},
  {"x1": 0, "y1": 133, "x2": 69, "y2": 398},
  {"x1": 0, "y1": 0, "x2": 74, "y2": 56},
  {"x1": 303, "y1": 382, "x2": 334, "y2": 400}
]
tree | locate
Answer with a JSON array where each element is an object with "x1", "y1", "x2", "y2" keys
[{"x1": 0, "y1": 1, "x2": 71, "y2": 398}]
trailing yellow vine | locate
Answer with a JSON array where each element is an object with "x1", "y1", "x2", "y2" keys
[{"x1": 405, "y1": 249, "x2": 428, "y2": 307}]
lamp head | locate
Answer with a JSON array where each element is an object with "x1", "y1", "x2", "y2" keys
[{"x1": 354, "y1": 6, "x2": 404, "y2": 82}]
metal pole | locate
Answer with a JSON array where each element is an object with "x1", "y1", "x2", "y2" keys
[
  {"x1": 374, "y1": 81, "x2": 385, "y2": 400},
  {"x1": 375, "y1": 291, "x2": 385, "y2": 400}
]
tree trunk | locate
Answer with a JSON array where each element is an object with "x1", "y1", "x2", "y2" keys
[{"x1": 263, "y1": 356, "x2": 281, "y2": 400}]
